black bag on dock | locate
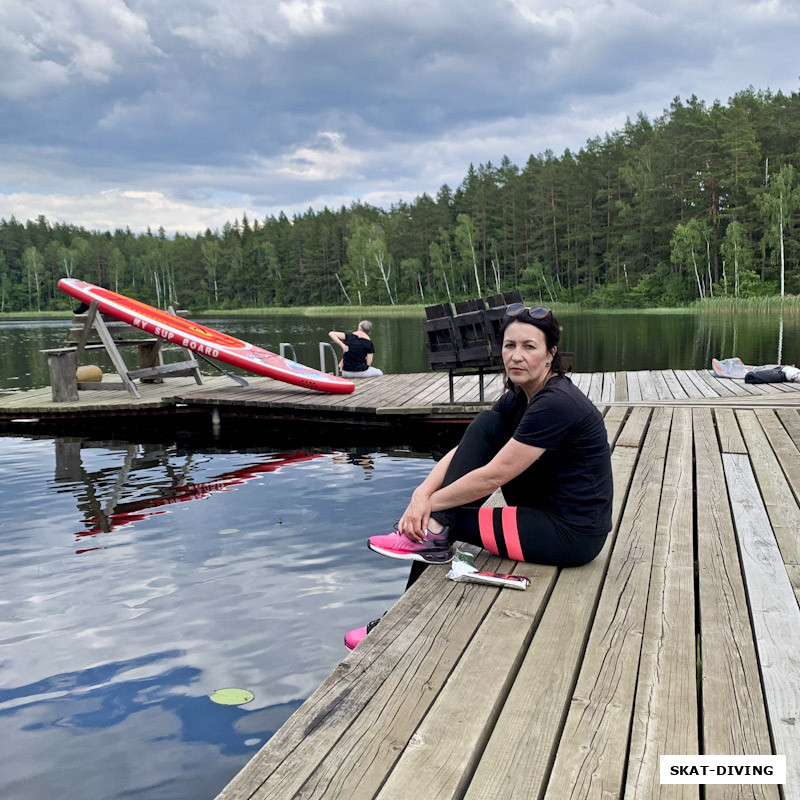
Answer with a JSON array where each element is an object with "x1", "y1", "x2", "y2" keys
[{"x1": 744, "y1": 367, "x2": 786, "y2": 384}]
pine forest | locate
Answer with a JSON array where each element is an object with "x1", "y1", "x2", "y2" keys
[{"x1": 2, "y1": 87, "x2": 799, "y2": 314}]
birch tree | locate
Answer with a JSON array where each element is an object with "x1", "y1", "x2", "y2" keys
[{"x1": 756, "y1": 164, "x2": 798, "y2": 297}]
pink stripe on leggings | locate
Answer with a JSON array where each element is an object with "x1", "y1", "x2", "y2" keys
[
  {"x1": 478, "y1": 507, "x2": 498, "y2": 554},
  {"x1": 502, "y1": 507, "x2": 524, "y2": 561}
]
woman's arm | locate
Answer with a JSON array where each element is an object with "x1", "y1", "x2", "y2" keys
[
  {"x1": 428, "y1": 438, "x2": 545, "y2": 513},
  {"x1": 328, "y1": 331, "x2": 347, "y2": 352},
  {"x1": 398, "y1": 447, "x2": 456, "y2": 538},
  {"x1": 366, "y1": 352, "x2": 374, "y2": 366}
]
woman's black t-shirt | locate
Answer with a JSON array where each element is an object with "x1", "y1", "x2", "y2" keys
[
  {"x1": 342, "y1": 333, "x2": 374, "y2": 372},
  {"x1": 491, "y1": 376, "x2": 613, "y2": 535}
]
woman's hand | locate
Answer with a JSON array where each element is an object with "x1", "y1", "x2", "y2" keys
[{"x1": 398, "y1": 489, "x2": 432, "y2": 542}]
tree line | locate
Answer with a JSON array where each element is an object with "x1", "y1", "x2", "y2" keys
[{"x1": 1, "y1": 86, "x2": 799, "y2": 314}]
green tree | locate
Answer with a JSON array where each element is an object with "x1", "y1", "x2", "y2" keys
[
  {"x1": 755, "y1": 163, "x2": 799, "y2": 296},
  {"x1": 719, "y1": 220, "x2": 753, "y2": 296}
]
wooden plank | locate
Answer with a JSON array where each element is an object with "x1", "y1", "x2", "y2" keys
[
  {"x1": 661, "y1": 369, "x2": 689, "y2": 399},
  {"x1": 601, "y1": 372, "x2": 615, "y2": 404},
  {"x1": 723, "y1": 453, "x2": 800, "y2": 796},
  {"x1": 777, "y1": 409, "x2": 800, "y2": 452},
  {"x1": 649, "y1": 369, "x2": 673, "y2": 401},
  {"x1": 588, "y1": 372, "x2": 603, "y2": 403},
  {"x1": 625, "y1": 407, "x2": 698, "y2": 800},
  {"x1": 614, "y1": 370, "x2": 628, "y2": 401},
  {"x1": 375, "y1": 561, "x2": 557, "y2": 800},
  {"x1": 756, "y1": 409, "x2": 800, "y2": 511},
  {"x1": 543, "y1": 408, "x2": 672, "y2": 800},
  {"x1": 603, "y1": 405, "x2": 629, "y2": 446},
  {"x1": 626, "y1": 370, "x2": 642, "y2": 402},
  {"x1": 715, "y1": 408, "x2": 747, "y2": 454},
  {"x1": 697, "y1": 370, "x2": 738, "y2": 396},
  {"x1": 637, "y1": 370, "x2": 660, "y2": 401},
  {"x1": 788, "y1": 565, "x2": 800, "y2": 607},
  {"x1": 465, "y1": 431, "x2": 641, "y2": 800},
  {"x1": 737, "y1": 410, "x2": 800, "y2": 565},
  {"x1": 215, "y1": 551, "x2": 505, "y2": 800},
  {"x1": 693, "y1": 409, "x2": 777, "y2": 800},
  {"x1": 616, "y1": 406, "x2": 652, "y2": 449},
  {"x1": 677, "y1": 370, "x2": 717, "y2": 398}
]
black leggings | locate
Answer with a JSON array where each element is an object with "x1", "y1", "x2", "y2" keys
[{"x1": 407, "y1": 410, "x2": 607, "y2": 588}]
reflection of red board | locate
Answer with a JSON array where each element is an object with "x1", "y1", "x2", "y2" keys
[
  {"x1": 77, "y1": 452, "x2": 321, "y2": 544},
  {"x1": 58, "y1": 278, "x2": 355, "y2": 394}
]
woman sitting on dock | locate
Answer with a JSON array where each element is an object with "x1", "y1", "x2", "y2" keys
[
  {"x1": 328, "y1": 321, "x2": 383, "y2": 378},
  {"x1": 347, "y1": 305, "x2": 613, "y2": 649}
]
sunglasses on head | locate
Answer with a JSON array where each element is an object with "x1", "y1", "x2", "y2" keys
[{"x1": 505, "y1": 303, "x2": 552, "y2": 320}]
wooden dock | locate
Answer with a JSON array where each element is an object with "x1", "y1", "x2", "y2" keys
[
  {"x1": 2, "y1": 369, "x2": 800, "y2": 426},
  {"x1": 2, "y1": 370, "x2": 798, "y2": 796},
  {"x1": 215, "y1": 402, "x2": 800, "y2": 800}
]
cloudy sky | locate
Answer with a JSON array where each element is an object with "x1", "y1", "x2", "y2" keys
[{"x1": 1, "y1": 0, "x2": 798, "y2": 234}]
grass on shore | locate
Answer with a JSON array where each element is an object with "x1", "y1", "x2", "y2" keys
[{"x1": 2, "y1": 294, "x2": 799, "y2": 320}]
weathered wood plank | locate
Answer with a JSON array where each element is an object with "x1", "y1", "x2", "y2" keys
[
  {"x1": 662, "y1": 369, "x2": 689, "y2": 399},
  {"x1": 637, "y1": 369, "x2": 660, "y2": 401},
  {"x1": 601, "y1": 372, "x2": 615, "y2": 404},
  {"x1": 648, "y1": 368, "x2": 673, "y2": 401},
  {"x1": 625, "y1": 407, "x2": 698, "y2": 800},
  {"x1": 788, "y1": 565, "x2": 800, "y2": 607},
  {"x1": 715, "y1": 408, "x2": 747, "y2": 454},
  {"x1": 737, "y1": 410, "x2": 800, "y2": 566},
  {"x1": 677, "y1": 370, "x2": 717, "y2": 398},
  {"x1": 693, "y1": 409, "x2": 777, "y2": 800},
  {"x1": 615, "y1": 406, "x2": 652, "y2": 449},
  {"x1": 603, "y1": 405, "x2": 629, "y2": 446},
  {"x1": 777, "y1": 408, "x2": 800, "y2": 459},
  {"x1": 626, "y1": 370, "x2": 642, "y2": 402},
  {"x1": 614, "y1": 370, "x2": 628, "y2": 401},
  {"x1": 542, "y1": 408, "x2": 671, "y2": 800},
  {"x1": 723, "y1": 453, "x2": 800, "y2": 796},
  {"x1": 465, "y1": 428, "x2": 641, "y2": 800},
  {"x1": 375, "y1": 561, "x2": 557, "y2": 800},
  {"x1": 754, "y1": 409, "x2": 800, "y2": 515},
  {"x1": 588, "y1": 372, "x2": 603, "y2": 403}
]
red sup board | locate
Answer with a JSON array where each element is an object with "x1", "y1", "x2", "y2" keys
[{"x1": 58, "y1": 278, "x2": 355, "y2": 394}]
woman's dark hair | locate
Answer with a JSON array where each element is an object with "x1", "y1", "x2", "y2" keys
[{"x1": 500, "y1": 308, "x2": 568, "y2": 389}]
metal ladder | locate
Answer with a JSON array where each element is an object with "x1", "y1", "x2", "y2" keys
[{"x1": 279, "y1": 342, "x2": 340, "y2": 376}]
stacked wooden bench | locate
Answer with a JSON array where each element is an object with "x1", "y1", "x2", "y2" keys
[
  {"x1": 216, "y1": 405, "x2": 800, "y2": 800},
  {"x1": 423, "y1": 291, "x2": 521, "y2": 404}
]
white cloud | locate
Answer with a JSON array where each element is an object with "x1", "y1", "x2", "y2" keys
[
  {"x1": 1, "y1": 0, "x2": 799, "y2": 232},
  {"x1": 1, "y1": 189, "x2": 251, "y2": 234}
]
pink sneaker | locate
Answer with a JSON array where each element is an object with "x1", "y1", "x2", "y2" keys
[
  {"x1": 368, "y1": 527, "x2": 452, "y2": 564},
  {"x1": 344, "y1": 616, "x2": 383, "y2": 651}
]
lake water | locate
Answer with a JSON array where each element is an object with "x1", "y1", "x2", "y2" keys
[
  {"x1": 1, "y1": 310, "x2": 797, "y2": 393},
  {"x1": 1, "y1": 308, "x2": 798, "y2": 800}
]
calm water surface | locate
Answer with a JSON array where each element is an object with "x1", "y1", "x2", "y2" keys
[
  {"x1": 0, "y1": 435, "x2": 433, "y2": 800},
  {"x1": 1, "y1": 308, "x2": 798, "y2": 799},
  {"x1": 1, "y1": 311, "x2": 798, "y2": 393}
]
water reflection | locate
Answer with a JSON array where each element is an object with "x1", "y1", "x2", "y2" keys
[
  {"x1": 0, "y1": 434, "x2": 432, "y2": 800},
  {"x1": 3, "y1": 312, "x2": 799, "y2": 392}
]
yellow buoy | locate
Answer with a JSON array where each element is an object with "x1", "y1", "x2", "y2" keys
[{"x1": 76, "y1": 365, "x2": 103, "y2": 382}]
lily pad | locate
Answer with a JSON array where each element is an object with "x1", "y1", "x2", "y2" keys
[{"x1": 209, "y1": 688, "x2": 254, "y2": 706}]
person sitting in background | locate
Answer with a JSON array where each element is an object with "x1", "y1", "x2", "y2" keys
[{"x1": 328, "y1": 321, "x2": 383, "y2": 378}]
